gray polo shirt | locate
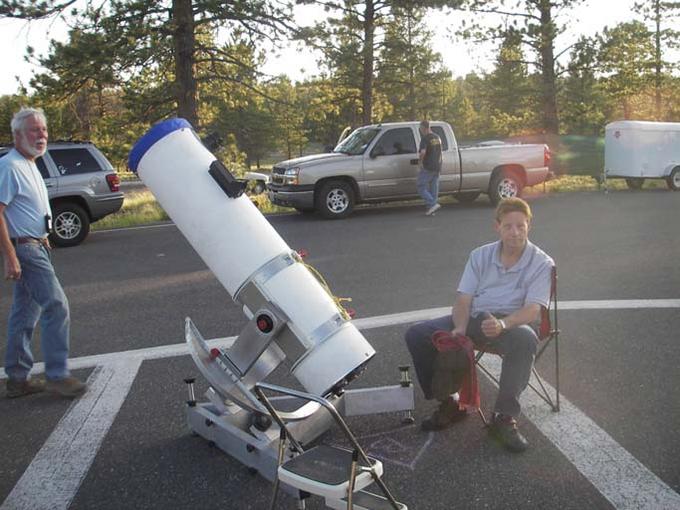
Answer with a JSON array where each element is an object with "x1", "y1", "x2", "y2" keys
[{"x1": 457, "y1": 240, "x2": 554, "y2": 317}]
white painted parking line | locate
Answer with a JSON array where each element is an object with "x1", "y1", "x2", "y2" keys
[
  {"x1": 0, "y1": 336, "x2": 237, "y2": 379},
  {"x1": 483, "y1": 356, "x2": 680, "y2": 510},
  {"x1": 1, "y1": 359, "x2": 142, "y2": 510},
  {"x1": 2, "y1": 300, "x2": 679, "y2": 510},
  {"x1": 2, "y1": 299, "x2": 679, "y2": 378}
]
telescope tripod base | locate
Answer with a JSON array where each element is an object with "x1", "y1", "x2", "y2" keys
[
  {"x1": 187, "y1": 400, "x2": 335, "y2": 486},
  {"x1": 185, "y1": 382, "x2": 414, "y2": 507}
]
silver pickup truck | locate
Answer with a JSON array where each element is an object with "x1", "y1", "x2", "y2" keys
[{"x1": 268, "y1": 121, "x2": 551, "y2": 218}]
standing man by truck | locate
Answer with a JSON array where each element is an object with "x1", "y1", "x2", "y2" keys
[{"x1": 417, "y1": 120, "x2": 443, "y2": 216}]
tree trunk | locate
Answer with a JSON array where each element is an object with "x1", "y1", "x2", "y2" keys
[
  {"x1": 654, "y1": 0, "x2": 662, "y2": 120},
  {"x1": 407, "y1": 11, "x2": 416, "y2": 119},
  {"x1": 538, "y1": 0, "x2": 559, "y2": 135},
  {"x1": 74, "y1": 88, "x2": 91, "y2": 139},
  {"x1": 173, "y1": 0, "x2": 198, "y2": 128},
  {"x1": 361, "y1": 0, "x2": 375, "y2": 125}
]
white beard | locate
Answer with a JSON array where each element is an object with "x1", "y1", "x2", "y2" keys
[{"x1": 20, "y1": 141, "x2": 47, "y2": 159}]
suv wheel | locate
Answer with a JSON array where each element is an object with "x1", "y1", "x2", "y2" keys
[
  {"x1": 50, "y1": 203, "x2": 90, "y2": 247},
  {"x1": 316, "y1": 180, "x2": 355, "y2": 219}
]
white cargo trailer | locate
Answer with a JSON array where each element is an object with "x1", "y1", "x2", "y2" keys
[{"x1": 604, "y1": 120, "x2": 680, "y2": 191}]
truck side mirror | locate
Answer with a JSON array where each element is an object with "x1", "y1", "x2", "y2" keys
[{"x1": 371, "y1": 146, "x2": 385, "y2": 158}]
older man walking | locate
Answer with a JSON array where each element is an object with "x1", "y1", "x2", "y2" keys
[{"x1": 1, "y1": 107, "x2": 86, "y2": 398}]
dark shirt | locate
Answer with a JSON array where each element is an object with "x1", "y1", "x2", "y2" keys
[{"x1": 419, "y1": 132, "x2": 442, "y2": 173}]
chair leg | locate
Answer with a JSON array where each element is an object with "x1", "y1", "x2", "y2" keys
[
  {"x1": 527, "y1": 367, "x2": 558, "y2": 412},
  {"x1": 554, "y1": 335, "x2": 560, "y2": 412},
  {"x1": 477, "y1": 407, "x2": 490, "y2": 426},
  {"x1": 270, "y1": 428, "x2": 287, "y2": 510},
  {"x1": 346, "y1": 449, "x2": 359, "y2": 510}
]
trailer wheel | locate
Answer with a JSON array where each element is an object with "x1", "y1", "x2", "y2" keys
[
  {"x1": 625, "y1": 178, "x2": 645, "y2": 190},
  {"x1": 666, "y1": 167, "x2": 680, "y2": 191},
  {"x1": 489, "y1": 171, "x2": 522, "y2": 205},
  {"x1": 316, "y1": 180, "x2": 354, "y2": 219}
]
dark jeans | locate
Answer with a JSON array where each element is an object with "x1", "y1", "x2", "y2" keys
[{"x1": 405, "y1": 315, "x2": 538, "y2": 418}]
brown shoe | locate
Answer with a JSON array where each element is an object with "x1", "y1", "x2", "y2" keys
[
  {"x1": 6, "y1": 378, "x2": 46, "y2": 398},
  {"x1": 46, "y1": 376, "x2": 87, "y2": 398}
]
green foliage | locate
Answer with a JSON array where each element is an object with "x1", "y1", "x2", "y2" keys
[
  {"x1": 559, "y1": 37, "x2": 606, "y2": 135},
  {"x1": 0, "y1": 94, "x2": 30, "y2": 143},
  {"x1": 484, "y1": 28, "x2": 541, "y2": 137},
  {"x1": 377, "y1": 4, "x2": 448, "y2": 120},
  {"x1": 551, "y1": 135, "x2": 604, "y2": 176},
  {"x1": 598, "y1": 21, "x2": 656, "y2": 119},
  {"x1": 2, "y1": 0, "x2": 678, "y2": 179},
  {"x1": 455, "y1": 0, "x2": 587, "y2": 134}
]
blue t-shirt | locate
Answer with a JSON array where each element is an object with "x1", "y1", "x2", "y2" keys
[
  {"x1": 0, "y1": 149, "x2": 52, "y2": 239},
  {"x1": 457, "y1": 240, "x2": 553, "y2": 317}
]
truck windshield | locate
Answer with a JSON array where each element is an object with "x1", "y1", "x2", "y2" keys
[{"x1": 334, "y1": 128, "x2": 380, "y2": 155}]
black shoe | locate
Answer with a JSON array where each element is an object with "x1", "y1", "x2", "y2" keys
[
  {"x1": 421, "y1": 398, "x2": 468, "y2": 431},
  {"x1": 488, "y1": 413, "x2": 529, "y2": 452}
]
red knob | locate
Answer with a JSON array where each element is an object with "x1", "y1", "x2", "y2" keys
[{"x1": 256, "y1": 314, "x2": 274, "y2": 333}]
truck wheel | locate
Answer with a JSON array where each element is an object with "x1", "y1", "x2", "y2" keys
[
  {"x1": 316, "y1": 180, "x2": 355, "y2": 219},
  {"x1": 455, "y1": 191, "x2": 480, "y2": 203},
  {"x1": 489, "y1": 172, "x2": 522, "y2": 205},
  {"x1": 50, "y1": 203, "x2": 90, "y2": 247},
  {"x1": 625, "y1": 178, "x2": 645, "y2": 190},
  {"x1": 666, "y1": 167, "x2": 680, "y2": 191}
]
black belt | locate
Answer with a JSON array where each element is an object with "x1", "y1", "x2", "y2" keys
[{"x1": 11, "y1": 237, "x2": 49, "y2": 247}]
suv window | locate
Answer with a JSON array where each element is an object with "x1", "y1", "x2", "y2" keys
[
  {"x1": 0, "y1": 150, "x2": 50, "y2": 178},
  {"x1": 373, "y1": 128, "x2": 417, "y2": 156},
  {"x1": 431, "y1": 126, "x2": 449, "y2": 151},
  {"x1": 50, "y1": 148, "x2": 102, "y2": 176},
  {"x1": 36, "y1": 157, "x2": 50, "y2": 178}
]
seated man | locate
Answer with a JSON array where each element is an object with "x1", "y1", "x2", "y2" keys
[{"x1": 405, "y1": 197, "x2": 553, "y2": 452}]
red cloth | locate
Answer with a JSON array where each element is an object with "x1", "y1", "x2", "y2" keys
[{"x1": 431, "y1": 330, "x2": 480, "y2": 411}]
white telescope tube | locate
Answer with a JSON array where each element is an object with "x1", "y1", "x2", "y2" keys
[{"x1": 129, "y1": 119, "x2": 375, "y2": 395}]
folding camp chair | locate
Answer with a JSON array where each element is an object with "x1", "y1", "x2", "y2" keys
[{"x1": 474, "y1": 265, "x2": 560, "y2": 425}]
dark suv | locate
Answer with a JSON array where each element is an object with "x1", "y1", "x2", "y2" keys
[{"x1": 0, "y1": 141, "x2": 124, "y2": 247}]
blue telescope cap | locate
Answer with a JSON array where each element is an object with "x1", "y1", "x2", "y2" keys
[{"x1": 128, "y1": 118, "x2": 193, "y2": 173}]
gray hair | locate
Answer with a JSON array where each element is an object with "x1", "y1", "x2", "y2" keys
[{"x1": 11, "y1": 107, "x2": 47, "y2": 141}]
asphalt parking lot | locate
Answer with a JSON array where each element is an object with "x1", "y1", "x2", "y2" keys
[{"x1": 1, "y1": 189, "x2": 679, "y2": 510}]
